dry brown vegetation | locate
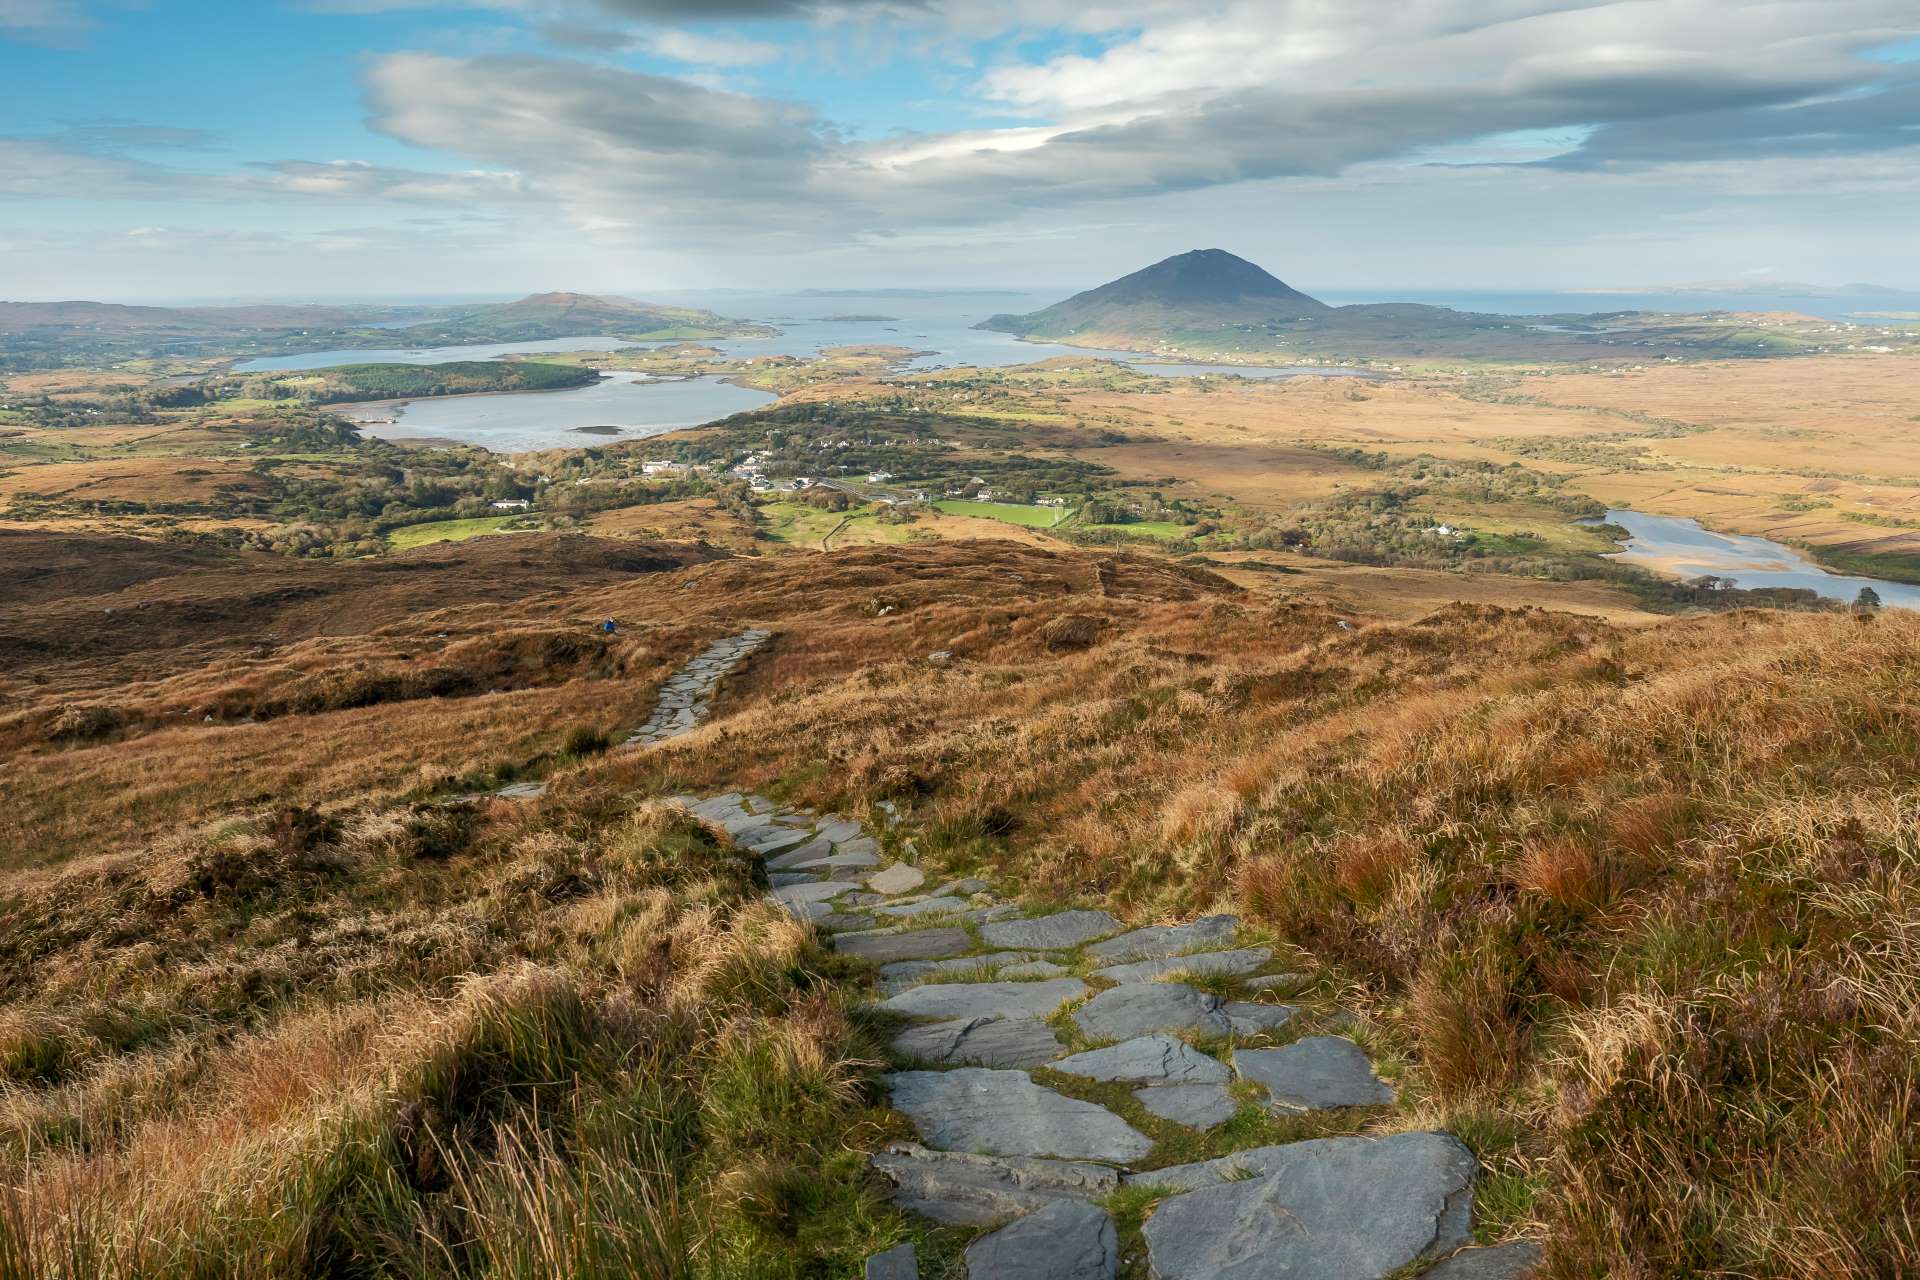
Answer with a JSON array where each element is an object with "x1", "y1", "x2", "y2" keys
[{"x1": 5, "y1": 471, "x2": 1918, "y2": 1272}]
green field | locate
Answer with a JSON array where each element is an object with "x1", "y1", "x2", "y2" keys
[
  {"x1": 932, "y1": 499, "x2": 1072, "y2": 528},
  {"x1": 387, "y1": 514, "x2": 529, "y2": 550},
  {"x1": 1079, "y1": 519, "x2": 1190, "y2": 540}
]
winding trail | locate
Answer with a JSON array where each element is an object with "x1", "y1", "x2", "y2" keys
[
  {"x1": 668, "y1": 791, "x2": 1549, "y2": 1280},
  {"x1": 622, "y1": 627, "x2": 770, "y2": 749}
]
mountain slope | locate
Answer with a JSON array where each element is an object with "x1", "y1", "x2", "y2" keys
[{"x1": 982, "y1": 248, "x2": 1329, "y2": 338}]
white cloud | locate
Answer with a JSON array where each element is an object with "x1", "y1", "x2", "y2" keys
[{"x1": 644, "y1": 28, "x2": 780, "y2": 65}]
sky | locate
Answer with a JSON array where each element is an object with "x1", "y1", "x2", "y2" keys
[{"x1": 1, "y1": 0, "x2": 1917, "y2": 302}]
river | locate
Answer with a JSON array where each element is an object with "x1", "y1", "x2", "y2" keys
[{"x1": 1600, "y1": 509, "x2": 1920, "y2": 609}]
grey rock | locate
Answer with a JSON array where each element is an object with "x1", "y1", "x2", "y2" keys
[
  {"x1": 869, "y1": 1141, "x2": 1118, "y2": 1226},
  {"x1": 1234, "y1": 1036, "x2": 1395, "y2": 1112},
  {"x1": 1133, "y1": 1084, "x2": 1239, "y2": 1128},
  {"x1": 835, "y1": 834, "x2": 883, "y2": 859},
  {"x1": 964, "y1": 1199, "x2": 1116, "y2": 1280},
  {"x1": 492, "y1": 781, "x2": 546, "y2": 798},
  {"x1": 687, "y1": 792, "x2": 744, "y2": 819},
  {"x1": 880, "y1": 953, "x2": 1037, "y2": 992},
  {"x1": 1421, "y1": 1241, "x2": 1545, "y2": 1280},
  {"x1": 886, "y1": 1069, "x2": 1153, "y2": 1163},
  {"x1": 865, "y1": 1242, "x2": 917, "y2": 1280},
  {"x1": 817, "y1": 912, "x2": 879, "y2": 932},
  {"x1": 1052, "y1": 1035, "x2": 1230, "y2": 1085},
  {"x1": 1223, "y1": 1001, "x2": 1296, "y2": 1036},
  {"x1": 767, "y1": 836, "x2": 835, "y2": 869},
  {"x1": 965, "y1": 904, "x2": 1022, "y2": 924},
  {"x1": 789, "y1": 849, "x2": 881, "y2": 872},
  {"x1": 1137, "y1": 1132, "x2": 1476, "y2": 1280},
  {"x1": 875, "y1": 895, "x2": 970, "y2": 918},
  {"x1": 816, "y1": 817, "x2": 864, "y2": 843},
  {"x1": 771, "y1": 880, "x2": 850, "y2": 907},
  {"x1": 1243, "y1": 971, "x2": 1310, "y2": 993},
  {"x1": 834, "y1": 927, "x2": 972, "y2": 963},
  {"x1": 1093, "y1": 947, "x2": 1272, "y2": 985},
  {"x1": 879, "y1": 978, "x2": 1088, "y2": 1022},
  {"x1": 768, "y1": 871, "x2": 825, "y2": 888},
  {"x1": 980, "y1": 910, "x2": 1122, "y2": 950},
  {"x1": 777, "y1": 898, "x2": 830, "y2": 922},
  {"x1": 1072, "y1": 984, "x2": 1292, "y2": 1042},
  {"x1": 1084, "y1": 915, "x2": 1239, "y2": 963},
  {"x1": 997, "y1": 959, "x2": 1069, "y2": 980},
  {"x1": 892, "y1": 1017, "x2": 1063, "y2": 1068},
  {"x1": 867, "y1": 863, "x2": 928, "y2": 895},
  {"x1": 934, "y1": 878, "x2": 991, "y2": 896}
]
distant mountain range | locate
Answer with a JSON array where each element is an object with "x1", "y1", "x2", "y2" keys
[{"x1": 0, "y1": 292, "x2": 768, "y2": 374}]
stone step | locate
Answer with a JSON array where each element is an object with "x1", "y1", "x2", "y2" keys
[
  {"x1": 1234, "y1": 1036, "x2": 1396, "y2": 1112},
  {"x1": 1092, "y1": 946, "x2": 1272, "y2": 985},
  {"x1": 892, "y1": 1016, "x2": 1065, "y2": 1069},
  {"x1": 878, "y1": 978, "x2": 1088, "y2": 1022},
  {"x1": 1084, "y1": 914, "x2": 1240, "y2": 963},
  {"x1": 1072, "y1": 983, "x2": 1294, "y2": 1042},
  {"x1": 1051, "y1": 1034, "x2": 1229, "y2": 1085},
  {"x1": 979, "y1": 909, "x2": 1122, "y2": 950},
  {"x1": 887, "y1": 1069, "x2": 1154, "y2": 1163},
  {"x1": 869, "y1": 1141, "x2": 1119, "y2": 1226},
  {"x1": 964, "y1": 1199, "x2": 1117, "y2": 1280}
]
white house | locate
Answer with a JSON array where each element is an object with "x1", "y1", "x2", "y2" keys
[{"x1": 490, "y1": 499, "x2": 531, "y2": 512}]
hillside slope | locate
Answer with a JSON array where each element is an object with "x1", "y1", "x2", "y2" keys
[{"x1": 0, "y1": 536, "x2": 1914, "y2": 1277}]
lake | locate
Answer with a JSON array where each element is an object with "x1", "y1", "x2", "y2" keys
[
  {"x1": 1600, "y1": 509, "x2": 1920, "y2": 609},
  {"x1": 347, "y1": 371, "x2": 772, "y2": 454},
  {"x1": 236, "y1": 290, "x2": 1379, "y2": 381}
]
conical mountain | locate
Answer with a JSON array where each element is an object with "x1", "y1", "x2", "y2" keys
[{"x1": 979, "y1": 249, "x2": 1329, "y2": 339}]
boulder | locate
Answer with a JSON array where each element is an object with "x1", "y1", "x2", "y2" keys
[
  {"x1": 980, "y1": 910, "x2": 1122, "y2": 950},
  {"x1": 1136, "y1": 1132, "x2": 1477, "y2": 1280},
  {"x1": 1084, "y1": 915, "x2": 1239, "y2": 963},
  {"x1": 892, "y1": 1017, "x2": 1064, "y2": 1069},
  {"x1": 1133, "y1": 1084, "x2": 1238, "y2": 1128},
  {"x1": 1051, "y1": 1035, "x2": 1229, "y2": 1085},
  {"x1": 1093, "y1": 947, "x2": 1271, "y2": 985},
  {"x1": 869, "y1": 1141, "x2": 1118, "y2": 1226},
  {"x1": 964, "y1": 1199, "x2": 1116, "y2": 1280},
  {"x1": 1234, "y1": 1036, "x2": 1395, "y2": 1112},
  {"x1": 879, "y1": 978, "x2": 1088, "y2": 1022},
  {"x1": 1039, "y1": 614, "x2": 1103, "y2": 651},
  {"x1": 886, "y1": 1069, "x2": 1154, "y2": 1163}
]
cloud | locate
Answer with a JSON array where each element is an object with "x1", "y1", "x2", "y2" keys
[
  {"x1": 644, "y1": 28, "x2": 780, "y2": 66},
  {"x1": 348, "y1": 11, "x2": 1920, "y2": 249},
  {"x1": 0, "y1": 0, "x2": 90, "y2": 44}
]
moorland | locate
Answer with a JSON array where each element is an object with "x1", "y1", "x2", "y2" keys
[{"x1": 3, "y1": 263, "x2": 1918, "y2": 1278}]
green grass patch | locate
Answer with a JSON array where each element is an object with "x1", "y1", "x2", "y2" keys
[
  {"x1": 387, "y1": 514, "x2": 532, "y2": 551},
  {"x1": 932, "y1": 499, "x2": 1072, "y2": 528},
  {"x1": 1079, "y1": 520, "x2": 1189, "y2": 540}
]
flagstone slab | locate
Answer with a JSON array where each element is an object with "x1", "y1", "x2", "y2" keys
[
  {"x1": 875, "y1": 895, "x2": 970, "y2": 918},
  {"x1": 1084, "y1": 915, "x2": 1239, "y2": 963},
  {"x1": 1052, "y1": 1034, "x2": 1230, "y2": 1085},
  {"x1": 979, "y1": 910, "x2": 1122, "y2": 950},
  {"x1": 964, "y1": 1199, "x2": 1117, "y2": 1280},
  {"x1": 886, "y1": 1069, "x2": 1154, "y2": 1163},
  {"x1": 771, "y1": 880, "x2": 851, "y2": 907},
  {"x1": 892, "y1": 1016, "x2": 1064, "y2": 1068},
  {"x1": 1136, "y1": 1132, "x2": 1475, "y2": 1280},
  {"x1": 1093, "y1": 947, "x2": 1272, "y2": 985},
  {"x1": 1072, "y1": 983, "x2": 1295, "y2": 1042},
  {"x1": 879, "y1": 978, "x2": 1088, "y2": 1022},
  {"x1": 869, "y1": 1141, "x2": 1118, "y2": 1226},
  {"x1": 867, "y1": 863, "x2": 928, "y2": 895},
  {"x1": 1421, "y1": 1241, "x2": 1545, "y2": 1279},
  {"x1": 1132, "y1": 1084, "x2": 1239, "y2": 1129},
  {"x1": 834, "y1": 927, "x2": 973, "y2": 963},
  {"x1": 1234, "y1": 1036, "x2": 1396, "y2": 1112}
]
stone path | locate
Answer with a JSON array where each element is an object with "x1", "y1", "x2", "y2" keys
[
  {"x1": 683, "y1": 789, "x2": 1536, "y2": 1279},
  {"x1": 624, "y1": 627, "x2": 770, "y2": 749}
]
